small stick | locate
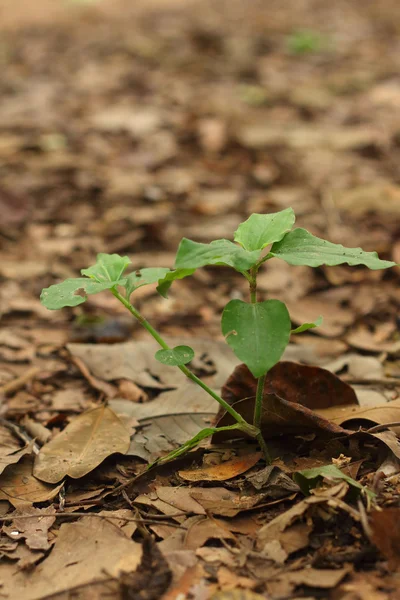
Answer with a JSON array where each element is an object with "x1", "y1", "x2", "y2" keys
[
  {"x1": 0, "y1": 366, "x2": 40, "y2": 396},
  {"x1": 0, "y1": 511, "x2": 186, "y2": 528},
  {"x1": 366, "y1": 422, "x2": 400, "y2": 434}
]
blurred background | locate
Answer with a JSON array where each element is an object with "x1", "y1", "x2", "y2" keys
[{"x1": 1, "y1": 0, "x2": 400, "y2": 355}]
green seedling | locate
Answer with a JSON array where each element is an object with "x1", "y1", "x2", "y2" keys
[
  {"x1": 40, "y1": 208, "x2": 397, "y2": 465},
  {"x1": 287, "y1": 30, "x2": 327, "y2": 55}
]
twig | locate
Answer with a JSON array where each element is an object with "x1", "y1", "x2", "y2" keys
[
  {"x1": 0, "y1": 511, "x2": 186, "y2": 528},
  {"x1": 0, "y1": 366, "x2": 40, "y2": 396},
  {"x1": 366, "y1": 422, "x2": 400, "y2": 434}
]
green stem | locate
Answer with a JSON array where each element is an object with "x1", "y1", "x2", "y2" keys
[
  {"x1": 248, "y1": 270, "x2": 272, "y2": 464},
  {"x1": 111, "y1": 289, "x2": 258, "y2": 438},
  {"x1": 149, "y1": 423, "x2": 243, "y2": 468}
]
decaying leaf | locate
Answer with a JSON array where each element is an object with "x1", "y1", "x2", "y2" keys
[
  {"x1": 370, "y1": 508, "x2": 400, "y2": 570},
  {"x1": 0, "y1": 517, "x2": 142, "y2": 600},
  {"x1": 0, "y1": 438, "x2": 35, "y2": 477},
  {"x1": 33, "y1": 406, "x2": 130, "y2": 483},
  {"x1": 178, "y1": 452, "x2": 261, "y2": 482},
  {"x1": 0, "y1": 456, "x2": 63, "y2": 508},
  {"x1": 3, "y1": 506, "x2": 56, "y2": 551}
]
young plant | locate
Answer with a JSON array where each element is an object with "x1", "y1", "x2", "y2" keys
[{"x1": 40, "y1": 208, "x2": 397, "y2": 464}]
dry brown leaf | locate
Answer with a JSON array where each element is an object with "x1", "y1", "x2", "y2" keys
[
  {"x1": 211, "y1": 591, "x2": 266, "y2": 600},
  {"x1": 3, "y1": 506, "x2": 56, "y2": 550},
  {"x1": 190, "y1": 488, "x2": 262, "y2": 517},
  {"x1": 316, "y1": 398, "x2": 400, "y2": 435},
  {"x1": 184, "y1": 516, "x2": 235, "y2": 550},
  {"x1": 0, "y1": 432, "x2": 35, "y2": 476},
  {"x1": 0, "y1": 456, "x2": 63, "y2": 508},
  {"x1": 33, "y1": 406, "x2": 130, "y2": 484},
  {"x1": 127, "y1": 413, "x2": 213, "y2": 462},
  {"x1": 0, "y1": 516, "x2": 142, "y2": 600},
  {"x1": 286, "y1": 566, "x2": 351, "y2": 588},
  {"x1": 178, "y1": 452, "x2": 261, "y2": 482},
  {"x1": 370, "y1": 508, "x2": 400, "y2": 569}
]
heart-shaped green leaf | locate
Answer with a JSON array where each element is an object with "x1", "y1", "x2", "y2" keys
[
  {"x1": 293, "y1": 464, "x2": 375, "y2": 499},
  {"x1": 221, "y1": 300, "x2": 291, "y2": 378},
  {"x1": 155, "y1": 345, "x2": 195, "y2": 366},
  {"x1": 174, "y1": 239, "x2": 260, "y2": 272},
  {"x1": 156, "y1": 268, "x2": 196, "y2": 298},
  {"x1": 81, "y1": 253, "x2": 131, "y2": 282},
  {"x1": 234, "y1": 208, "x2": 295, "y2": 251},
  {"x1": 40, "y1": 278, "x2": 117, "y2": 310},
  {"x1": 125, "y1": 267, "x2": 171, "y2": 299},
  {"x1": 270, "y1": 229, "x2": 397, "y2": 270},
  {"x1": 291, "y1": 315, "x2": 323, "y2": 334}
]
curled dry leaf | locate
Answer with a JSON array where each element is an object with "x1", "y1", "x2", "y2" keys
[
  {"x1": 4, "y1": 506, "x2": 56, "y2": 551},
  {"x1": 0, "y1": 456, "x2": 63, "y2": 508},
  {"x1": 33, "y1": 406, "x2": 130, "y2": 484},
  {"x1": 369, "y1": 508, "x2": 400, "y2": 570},
  {"x1": 178, "y1": 452, "x2": 262, "y2": 482},
  {"x1": 214, "y1": 362, "x2": 357, "y2": 441}
]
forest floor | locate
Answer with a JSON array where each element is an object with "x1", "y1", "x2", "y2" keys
[{"x1": 1, "y1": 1, "x2": 400, "y2": 598}]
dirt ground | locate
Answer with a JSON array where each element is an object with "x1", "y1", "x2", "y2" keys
[{"x1": 1, "y1": 1, "x2": 400, "y2": 598}]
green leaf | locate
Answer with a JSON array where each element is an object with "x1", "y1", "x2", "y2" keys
[
  {"x1": 81, "y1": 253, "x2": 131, "y2": 282},
  {"x1": 234, "y1": 208, "x2": 295, "y2": 251},
  {"x1": 174, "y1": 238, "x2": 260, "y2": 272},
  {"x1": 291, "y1": 315, "x2": 323, "y2": 334},
  {"x1": 221, "y1": 299, "x2": 291, "y2": 378},
  {"x1": 125, "y1": 267, "x2": 171, "y2": 299},
  {"x1": 270, "y1": 228, "x2": 397, "y2": 270},
  {"x1": 293, "y1": 464, "x2": 375, "y2": 500},
  {"x1": 40, "y1": 278, "x2": 116, "y2": 310},
  {"x1": 155, "y1": 345, "x2": 195, "y2": 366},
  {"x1": 156, "y1": 268, "x2": 196, "y2": 298}
]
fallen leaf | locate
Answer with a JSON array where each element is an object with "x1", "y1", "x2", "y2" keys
[
  {"x1": 33, "y1": 406, "x2": 130, "y2": 483},
  {"x1": 210, "y1": 591, "x2": 267, "y2": 600},
  {"x1": 190, "y1": 487, "x2": 262, "y2": 517},
  {"x1": 286, "y1": 566, "x2": 350, "y2": 588},
  {"x1": 0, "y1": 456, "x2": 63, "y2": 508},
  {"x1": 370, "y1": 508, "x2": 400, "y2": 569},
  {"x1": 0, "y1": 435, "x2": 35, "y2": 477},
  {"x1": 0, "y1": 516, "x2": 142, "y2": 600},
  {"x1": 178, "y1": 452, "x2": 261, "y2": 482},
  {"x1": 184, "y1": 516, "x2": 236, "y2": 550},
  {"x1": 3, "y1": 506, "x2": 56, "y2": 550},
  {"x1": 127, "y1": 413, "x2": 214, "y2": 462},
  {"x1": 110, "y1": 381, "x2": 218, "y2": 421}
]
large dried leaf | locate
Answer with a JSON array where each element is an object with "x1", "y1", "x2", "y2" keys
[
  {"x1": 315, "y1": 398, "x2": 400, "y2": 435},
  {"x1": 3, "y1": 506, "x2": 56, "y2": 551},
  {"x1": 214, "y1": 362, "x2": 357, "y2": 441},
  {"x1": 67, "y1": 337, "x2": 239, "y2": 391},
  {"x1": 34, "y1": 406, "x2": 130, "y2": 483},
  {"x1": 0, "y1": 517, "x2": 142, "y2": 600},
  {"x1": 178, "y1": 452, "x2": 262, "y2": 482},
  {"x1": 0, "y1": 456, "x2": 63, "y2": 508},
  {"x1": 127, "y1": 413, "x2": 213, "y2": 462},
  {"x1": 0, "y1": 433, "x2": 35, "y2": 476}
]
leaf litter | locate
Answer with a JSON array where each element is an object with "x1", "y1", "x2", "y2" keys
[{"x1": 1, "y1": 0, "x2": 400, "y2": 598}]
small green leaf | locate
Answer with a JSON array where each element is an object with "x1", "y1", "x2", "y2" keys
[
  {"x1": 40, "y1": 278, "x2": 116, "y2": 310},
  {"x1": 81, "y1": 253, "x2": 131, "y2": 282},
  {"x1": 125, "y1": 267, "x2": 171, "y2": 299},
  {"x1": 221, "y1": 299, "x2": 291, "y2": 378},
  {"x1": 234, "y1": 208, "x2": 295, "y2": 252},
  {"x1": 291, "y1": 315, "x2": 323, "y2": 334},
  {"x1": 155, "y1": 345, "x2": 195, "y2": 366},
  {"x1": 293, "y1": 464, "x2": 375, "y2": 500},
  {"x1": 174, "y1": 238, "x2": 260, "y2": 272},
  {"x1": 156, "y1": 268, "x2": 196, "y2": 298},
  {"x1": 270, "y1": 229, "x2": 397, "y2": 270}
]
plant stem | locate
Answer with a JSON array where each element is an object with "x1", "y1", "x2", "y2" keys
[
  {"x1": 111, "y1": 289, "x2": 258, "y2": 438},
  {"x1": 248, "y1": 268, "x2": 272, "y2": 464},
  {"x1": 149, "y1": 423, "x2": 244, "y2": 467},
  {"x1": 254, "y1": 375, "x2": 271, "y2": 463}
]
